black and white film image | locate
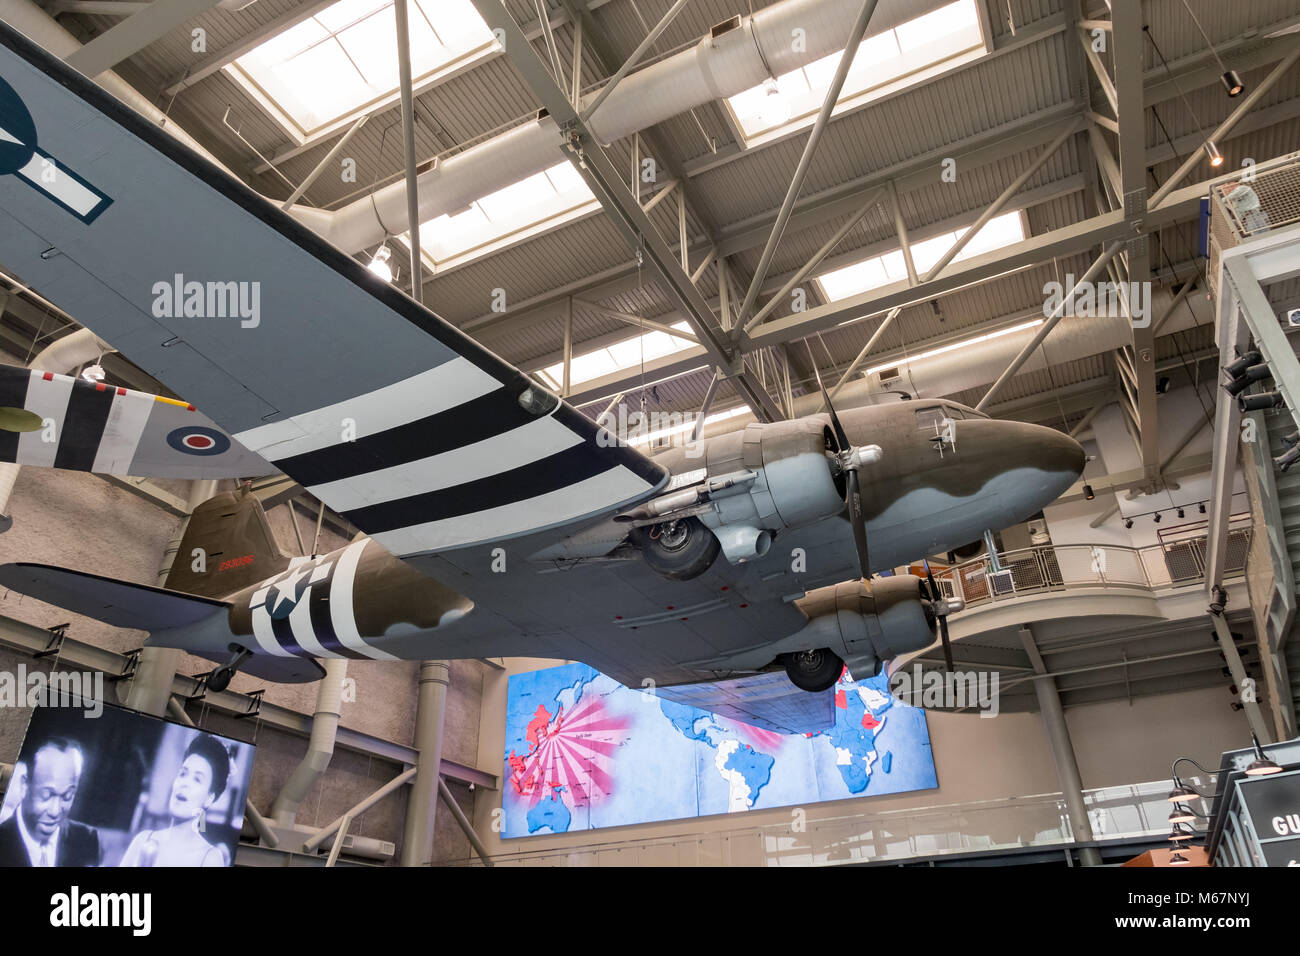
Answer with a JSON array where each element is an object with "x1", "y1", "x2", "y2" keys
[{"x1": 0, "y1": 704, "x2": 255, "y2": 867}]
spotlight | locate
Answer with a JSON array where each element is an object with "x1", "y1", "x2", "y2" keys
[
  {"x1": 1198, "y1": 503, "x2": 1206, "y2": 514},
  {"x1": 1156, "y1": 376, "x2": 1171, "y2": 394},
  {"x1": 1084, "y1": 484, "x2": 1095, "y2": 501},
  {"x1": 1245, "y1": 732, "x2": 1282, "y2": 776},
  {"x1": 1222, "y1": 364, "x2": 1271, "y2": 396},
  {"x1": 1168, "y1": 804, "x2": 1197, "y2": 824},
  {"x1": 1168, "y1": 826, "x2": 1197, "y2": 842},
  {"x1": 1206, "y1": 140, "x2": 1224, "y2": 167},
  {"x1": 1276, "y1": 444, "x2": 1300, "y2": 474},
  {"x1": 1177, "y1": 508, "x2": 1185, "y2": 519},
  {"x1": 367, "y1": 243, "x2": 393, "y2": 282},
  {"x1": 1239, "y1": 391, "x2": 1285, "y2": 412},
  {"x1": 1221, "y1": 69, "x2": 1244, "y2": 97},
  {"x1": 1223, "y1": 351, "x2": 1263, "y2": 377},
  {"x1": 80, "y1": 363, "x2": 105, "y2": 383},
  {"x1": 1154, "y1": 512, "x2": 1162, "y2": 523},
  {"x1": 1169, "y1": 850, "x2": 1191, "y2": 865},
  {"x1": 1125, "y1": 518, "x2": 1134, "y2": 529}
]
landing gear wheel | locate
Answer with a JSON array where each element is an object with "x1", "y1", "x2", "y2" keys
[
  {"x1": 782, "y1": 648, "x2": 844, "y2": 692},
  {"x1": 631, "y1": 516, "x2": 720, "y2": 581}
]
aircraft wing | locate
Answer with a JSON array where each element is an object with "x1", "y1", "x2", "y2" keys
[
  {"x1": 0, "y1": 364, "x2": 271, "y2": 478},
  {"x1": 656, "y1": 671, "x2": 837, "y2": 735},
  {"x1": 0, "y1": 22, "x2": 666, "y2": 555}
]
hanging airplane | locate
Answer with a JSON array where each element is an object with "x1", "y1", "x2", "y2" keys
[{"x1": 0, "y1": 21, "x2": 1084, "y2": 733}]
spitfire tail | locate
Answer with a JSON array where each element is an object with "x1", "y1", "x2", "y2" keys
[{"x1": 164, "y1": 489, "x2": 292, "y2": 600}]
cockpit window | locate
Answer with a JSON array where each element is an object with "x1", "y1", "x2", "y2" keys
[
  {"x1": 942, "y1": 405, "x2": 965, "y2": 421},
  {"x1": 915, "y1": 407, "x2": 947, "y2": 430}
]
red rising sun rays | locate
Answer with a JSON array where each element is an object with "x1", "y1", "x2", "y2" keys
[{"x1": 509, "y1": 694, "x2": 629, "y2": 809}]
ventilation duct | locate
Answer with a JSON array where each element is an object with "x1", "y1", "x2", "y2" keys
[
  {"x1": 672, "y1": 286, "x2": 1215, "y2": 443},
  {"x1": 292, "y1": 0, "x2": 950, "y2": 252}
]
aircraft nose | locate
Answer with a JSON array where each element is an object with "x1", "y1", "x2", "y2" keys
[{"x1": 960, "y1": 417, "x2": 1086, "y2": 509}]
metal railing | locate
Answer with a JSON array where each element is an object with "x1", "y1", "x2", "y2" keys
[
  {"x1": 933, "y1": 526, "x2": 1251, "y2": 611},
  {"x1": 451, "y1": 776, "x2": 1213, "y2": 867},
  {"x1": 1207, "y1": 150, "x2": 1300, "y2": 297}
]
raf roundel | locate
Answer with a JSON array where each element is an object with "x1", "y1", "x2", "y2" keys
[{"x1": 167, "y1": 425, "x2": 231, "y2": 457}]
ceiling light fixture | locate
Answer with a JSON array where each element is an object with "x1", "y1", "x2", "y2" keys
[
  {"x1": 1180, "y1": 0, "x2": 1245, "y2": 97},
  {"x1": 1084, "y1": 484, "x2": 1095, "y2": 501},
  {"x1": 1206, "y1": 140, "x2": 1225, "y2": 167},
  {"x1": 80, "y1": 363, "x2": 105, "y2": 383},
  {"x1": 367, "y1": 243, "x2": 393, "y2": 282},
  {"x1": 1168, "y1": 803, "x2": 1198, "y2": 824},
  {"x1": 1169, "y1": 850, "x2": 1191, "y2": 865},
  {"x1": 757, "y1": 77, "x2": 790, "y2": 129}
]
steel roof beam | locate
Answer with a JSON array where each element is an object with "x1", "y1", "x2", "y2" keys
[
  {"x1": 466, "y1": 0, "x2": 781, "y2": 422},
  {"x1": 64, "y1": 0, "x2": 221, "y2": 78}
]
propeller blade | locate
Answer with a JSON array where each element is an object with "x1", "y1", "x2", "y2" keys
[
  {"x1": 939, "y1": 615, "x2": 954, "y2": 672},
  {"x1": 846, "y1": 469, "x2": 871, "y2": 580},
  {"x1": 924, "y1": 565, "x2": 955, "y2": 672},
  {"x1": 820, "y1": 385, "x2": 851, "y2": 453}
]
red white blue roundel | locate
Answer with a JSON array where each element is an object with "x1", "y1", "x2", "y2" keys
[{"x1": 167, "y1": 426, "x2": 231, "y2": 456}]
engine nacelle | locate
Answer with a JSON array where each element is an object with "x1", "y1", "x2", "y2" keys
[
  {"x1": 631, "y1": 419, "x2": 846, "y2": 573},
  {"x1": 790, "y1": 575, "x2": 937, "y2": 680}
]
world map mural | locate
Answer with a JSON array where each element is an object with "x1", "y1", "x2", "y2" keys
[{"x1": 502, "y1": 663, "x2": 938, "y2": 837}]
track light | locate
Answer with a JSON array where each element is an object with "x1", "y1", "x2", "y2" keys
[
  {"x1": 1198, "y1": 503, "x2": 1206, "y2": 514},
  {"x1": 1125, "y1": 518, "x2": 1134, "y2": 529},
  {"x1": 1083, "y1": 484, "x2": 1095, "y2": 501},
  {"x1": 1205, "y1": 140, "x2": 1224, "y2": 167},
  {"x1": 1156, "y1": 376, "x2": 1171, "y2": 394},
  {"x1": 1245, "y1": 733, "x2": 1282, "y2": 776},
  {"x1": 1153, "y1": 512, "x2": 1162, "y2": 523},
  {"x1": 1239, "y1": 391, "x2": 1285, "y2": 412},
  {"x1": 1177, "y1": 508, "x2": 1185, "y2": 519},
  {"x1": 367, "y1": 243, "x2": 394, "y2": 282},
  {"x1": 1221, "y1": 69, "x2": 1244, "y2": 97}
]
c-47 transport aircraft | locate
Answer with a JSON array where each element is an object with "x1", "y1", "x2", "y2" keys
[{"x1": 0, "y1": 21, "x2": 1083, "y2": 732}]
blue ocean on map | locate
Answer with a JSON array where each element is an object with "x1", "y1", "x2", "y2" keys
[{"x1": 502, "y1": 664, "x2": 937, "y2": 838}]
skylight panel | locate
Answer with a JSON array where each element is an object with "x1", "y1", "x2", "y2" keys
[
  {"x1": 725, "y1": 0, "x2": 986, "y2": 146},
  {"x1": 539, "y1": 321, "x2": 695, "y2": 392},
  {"x1": 815, "y1": 212, "x2": 1024, "y2": 302},
  {"x1": 226, "y1": 0, "x2": 495, "y2": 141},
  {"x1": 400, "y1": 162, "x2": 598, "y2": 271}
]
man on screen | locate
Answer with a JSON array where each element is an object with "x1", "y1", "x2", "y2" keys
[{"x1": 0, "y1": 738, "x2": 100, "y2": 866}]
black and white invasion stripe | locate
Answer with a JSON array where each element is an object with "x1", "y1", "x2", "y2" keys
[{"x1": 234, "y1": 356, "x2": 667, "y2": 556}]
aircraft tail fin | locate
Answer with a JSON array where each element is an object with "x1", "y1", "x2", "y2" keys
[{"x1": 164, "y1": 490, "x2": 292, "y2": 599}]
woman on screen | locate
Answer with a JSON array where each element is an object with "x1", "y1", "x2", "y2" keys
[{"x1": 119, "y1": 734, "x2": 233, "y2": 868}]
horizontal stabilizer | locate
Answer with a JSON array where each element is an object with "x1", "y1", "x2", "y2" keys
[
  {"x1": 168, "y1": 647, "x2": 325, "y2": 685},
  {"x1": 0, "y1": 562, "x2": 228, "y2": 630},
  {"x1": 0, "y1": 364, "x2": 272, "y2": 479},
  {"x1": 656, "y1": 671, "x2": 836, "y2": 735}
]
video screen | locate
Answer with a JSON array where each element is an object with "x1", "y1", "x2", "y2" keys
[{"x1": 0, "y1": 703, "x2": 255, "y2": 867}]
